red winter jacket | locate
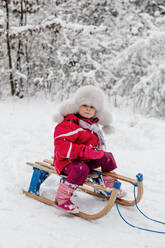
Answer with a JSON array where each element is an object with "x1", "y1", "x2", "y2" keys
[{"x1": 53, "y1": 114, "x2": 99, "y2": 174}]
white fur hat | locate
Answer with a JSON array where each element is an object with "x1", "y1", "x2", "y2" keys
[{"x1": 54, "y1": 85, "x2": 114, "y2": 134}]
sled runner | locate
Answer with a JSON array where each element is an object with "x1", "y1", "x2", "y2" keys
[{"x1": 23, "y1": 159, "x2": 143, "y2": 220}]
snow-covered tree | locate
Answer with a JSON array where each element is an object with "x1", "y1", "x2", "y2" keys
[{"x1": 0, "y1": 0, "x2": 165, "y2": 117}]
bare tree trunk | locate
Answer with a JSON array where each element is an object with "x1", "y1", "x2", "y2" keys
[
  {"x1": 5, "y1": 0, "x2": 15, "y2": 96},
  {"x1": 16, "y1": 0, "x2": 24, "y2": 97},
  {"x1": 16, "y1": 0, "x2": 24, "y2": 72},
  {"x1": 24, "y1": 0, "x2": 30, "y2": 96}
]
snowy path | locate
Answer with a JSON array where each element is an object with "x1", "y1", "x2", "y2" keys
[{"x1": 0, "y1": 99, "x2": 165, "y2": 248}]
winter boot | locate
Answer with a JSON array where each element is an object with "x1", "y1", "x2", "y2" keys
[
  {"x1": 102, "y1": 175, "x2": 126, "y2": 198},
  {"x1": 55, "y1": 181, "x2": 79, "y2": 213}
]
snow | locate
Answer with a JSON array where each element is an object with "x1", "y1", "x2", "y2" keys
[
  {"x1": 1, "y1": 1, "x2": 165, "y2": 118},
  {"x1": 0, "y1": 99, "x2": 165, "y2": 248},
  {"x1": 10, "y1": 17, "x2": 108, "y2": 39}
]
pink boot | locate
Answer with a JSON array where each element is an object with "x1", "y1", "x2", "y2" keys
[
  {"x1": 55, "y1": 181, "x2": 79, "y2": 213},
  {"x1": 102, "y1": 175, "x2": 126, "y2": 198}
]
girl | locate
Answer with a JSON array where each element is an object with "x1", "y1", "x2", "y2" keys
[{"x1": 53, "y1": 85, "x2": 124, "y2": 213}]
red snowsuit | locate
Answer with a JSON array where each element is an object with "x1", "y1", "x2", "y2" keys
[{"x1": 53, "y1": 114, "x2": 100, "y2": 174}]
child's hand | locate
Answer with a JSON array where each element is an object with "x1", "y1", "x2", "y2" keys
[{"x1": 80, "y1": 146, "x2": 104, "y2": 160}]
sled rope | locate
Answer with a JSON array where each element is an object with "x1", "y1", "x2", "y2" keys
[
  {"x1": 115, "y1": 185, "x2": 165, "y2": 234},
  {"x1": 133, "y1": 185, "x2": 165, "y2": 225}
]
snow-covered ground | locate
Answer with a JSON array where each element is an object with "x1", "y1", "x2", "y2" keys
[{"x1": 0, "y1": 98, "x2": 165, "y2": 248}]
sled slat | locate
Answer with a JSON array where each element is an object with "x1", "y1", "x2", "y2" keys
[
  {"x1": 95, "y1": 169, "x2": 137, "y2": 185},
  {"x1": 23, "y1": 188, "x2": 118, "y2": 220},
  {"x1": 44, "y1": 159, "x2": 137, "y2": 185},
  {"x1": 27, "y1": 162, "x2": 113, "y2": 193},
  {"x1": 75, "y1": 187, "x2": 118, "y2": 220},
  {"x1": 43, "y1": 159, "x2": 53, "y2": 165},
  {"x1": 78, "y1": 186, "x2": 108, "y2": 199},
  {"x1": 27, "y1": 162, "x2": 59, "y2": 175},
  {"x1": 42, "y1": 159, "x2": 98, "y2": 178},
  {"x1": 117, "y1": 180, "x2": 143, "y2": 206},
  {"x1": 26, "y1": 159, "x2": 143, "y2": 208},
  {"x1": 35, "y1": 161, "x2": 55, "y2": 169},
  {"x1": 23, "y1": 190, "x2": 55, "y2": 206}
]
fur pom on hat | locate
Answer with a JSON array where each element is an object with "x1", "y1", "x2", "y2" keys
[{"x1": 53, "y1": 85, "x2": 114, "y2": 134}]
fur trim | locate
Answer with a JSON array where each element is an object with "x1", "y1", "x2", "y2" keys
[
  {"x1": 97, "y1": 109, "x2": 112, "y2": 126},
  {"x1": 59, "y1": 99, "x2": 78, "y2": 116},
  {"x1": 102, "y1": 125, "x2": 115, "y2": 134},
  {"x1": 53, "y1": 113, "x2": 64, "y2": 123},
  {"x1": 53, "y1": 85, "x2": 114, "y2": 132}
]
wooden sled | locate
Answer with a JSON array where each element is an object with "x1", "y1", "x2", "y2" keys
[{"x1": 23, "y1": 159, "x2": 143, "y2": 220}]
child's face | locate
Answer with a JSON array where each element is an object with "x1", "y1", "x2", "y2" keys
[{"x1": 78, "y1": 105, "x2": 96, "y2": 119}]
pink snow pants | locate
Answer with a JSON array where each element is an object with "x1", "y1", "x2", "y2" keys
[{"x1": 62, "y1": 152, "x2": 117, "y2": 186}]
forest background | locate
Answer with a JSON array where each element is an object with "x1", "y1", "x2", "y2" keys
[{"x1": 0, "y1": 0, "x2": 165, "y2": 118}]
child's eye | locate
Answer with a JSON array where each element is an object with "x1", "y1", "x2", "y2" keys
[{"x1": 82, "y1": 105, "x2": 95, "y2": 109}]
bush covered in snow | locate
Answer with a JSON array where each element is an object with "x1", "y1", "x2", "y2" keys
[{"x1": 0, "y1": 0, "x2": 165, "y2": 118}]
